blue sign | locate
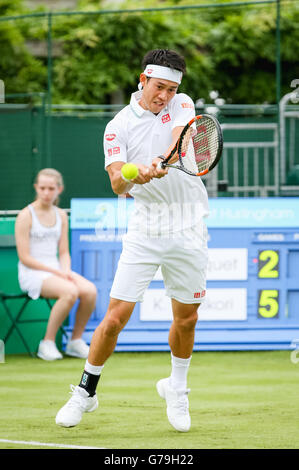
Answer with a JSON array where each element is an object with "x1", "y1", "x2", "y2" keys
[
  {"x1": 207, "y1": 197, "x2": 299, "y2": 228},
  {"x1": 71, "y1": 198, "x2": 135, "y2": 230},
  {"x1": 68, "y1": 197, "x2": 299, "y2": 351},
  {"x1": 71, "y1": 197, "x2": 299, "y2": 230}
]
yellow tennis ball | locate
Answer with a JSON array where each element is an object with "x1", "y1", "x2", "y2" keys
[{"x1": 121, "y1": 163, "x2": 139, "y2": 180}]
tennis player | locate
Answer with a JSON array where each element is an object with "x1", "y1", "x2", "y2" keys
[{"x1": 56, "y1": 49, "x2": 209, "y2": 432}]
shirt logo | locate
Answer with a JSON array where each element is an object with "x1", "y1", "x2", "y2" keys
[
  {"x1": 181, "y1": 102, "x2": 194, "y2": 109},
  {"x1": 105, "y1": 133, "x2": 116, "y2": 141},
  {"x1": 108, "y1": 147, "x2": 120, "y2": 156},
  {"x1": 161, "y1": 113, "x2": 171, "y2": 124}
]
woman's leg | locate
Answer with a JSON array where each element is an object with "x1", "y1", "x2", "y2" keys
[
  {"x1": 66, "y1": 272, "x2": 97, "y2": 340},
  {"x1": 40, "y1": 276, "x2": 79, "y2": 341}
]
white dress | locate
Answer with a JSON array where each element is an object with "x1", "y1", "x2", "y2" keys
[{"x1": 18, "y1": 204, "x2": 62, "y2": 299}]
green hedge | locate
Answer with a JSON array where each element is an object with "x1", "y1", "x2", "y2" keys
[{"x1": 1, "y1": 0, "x2": 298, "y2": 104}]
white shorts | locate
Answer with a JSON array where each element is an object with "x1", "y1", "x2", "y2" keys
[
  {"x1": 110, "y1": 223, "x2": 208, "y2": 304},
  {"x1": 18, "y1": 258, "x2": 60, "y2": 300}
]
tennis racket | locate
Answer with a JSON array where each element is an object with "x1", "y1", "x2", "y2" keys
[{"x1": 158, "y1": 114, "x2": 223, "y2": 176}]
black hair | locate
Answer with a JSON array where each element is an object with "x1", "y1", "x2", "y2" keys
[{"x1": 142, "y1": 49, "x2": 186, "y2": 75}]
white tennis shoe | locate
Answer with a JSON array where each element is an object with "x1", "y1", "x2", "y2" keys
[
  {"x1": 65, "y1": 339, "x2": 89, "y2": 358},
  {"x1": 37, "y1": 340, "x2": 63, "y2": 361},
  {"x1": 156, "y1": 377, "x2": 191, "y2": 432},
  {"x1": 55, "y1": 385, "x2": 98, "y2": 427}
]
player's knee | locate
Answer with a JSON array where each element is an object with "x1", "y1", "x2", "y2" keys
[
  {"x1": 102, "y1": 316, "x2": 123, "y2": 337},
  {"x1": 175, "y1": 311, "x2": 198, "y2": 332},
  {"x1": 102, "y1": 306, "x2": 129, "y2": 337}
]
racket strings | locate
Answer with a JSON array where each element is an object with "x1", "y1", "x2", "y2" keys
[
  {"x1": 193, "y1": 117, "x2": 219, "y2": 172},
  {"x1": 179, "y1": 127, "x2": 198, "y2": 174},
  {"x1": 178, "y1": 117, "x2": 219, "y2": 174},
  {"x1": 180, "y1": 127, "x2": 193, "y2": 157}
]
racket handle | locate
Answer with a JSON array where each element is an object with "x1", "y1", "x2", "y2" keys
[{"x1": 157, "y1": 160, "x2": 166, "y2": 170}]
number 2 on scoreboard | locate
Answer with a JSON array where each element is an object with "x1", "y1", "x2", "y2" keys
[{"x1": 258, "y1": 250, "x2": 279, "y2": 278}]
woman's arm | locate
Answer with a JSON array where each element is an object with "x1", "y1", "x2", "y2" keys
[{"x1": 57, "y1": 209, "x2": 72, "y2": 273}]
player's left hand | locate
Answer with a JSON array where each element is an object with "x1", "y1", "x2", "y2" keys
[{"x1": 132, "y1": 164, "x2": 154, "y2": 184}]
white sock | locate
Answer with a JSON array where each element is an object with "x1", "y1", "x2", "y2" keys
[
  {"x1": 84, "y1": 359, "x2": 104, "y2": 376},
  {"x1": 170, "y1": 353, "x2": 192, "y2": 391}
]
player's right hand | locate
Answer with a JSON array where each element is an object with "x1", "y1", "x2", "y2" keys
[{"x1": 151, "y1": 158, "x2": 168, "y2": 179}]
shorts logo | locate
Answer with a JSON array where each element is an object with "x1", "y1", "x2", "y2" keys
[
  {"x1": 108, "y1": 146, "x2": 120, "y2": 156},
  {"x1": 105, "y1": 133, "x2": 116, "y2": 141},
  {"x1": 162, "y1": 113, "x2": 171, "y2": 124},
  {"x1": 194, "y1": 290, "x2": 206, "y2": 298}
]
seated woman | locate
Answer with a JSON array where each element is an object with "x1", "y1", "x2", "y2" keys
[{"x1": 15, "y1": 168, "x2": 97, "y2": 361}]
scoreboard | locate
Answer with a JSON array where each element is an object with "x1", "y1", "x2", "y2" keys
[{"x1": 69, "y1": 197, "x2": 299, "y2": 351}]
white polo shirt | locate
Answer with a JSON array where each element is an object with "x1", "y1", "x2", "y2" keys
[{"x1": 103, "y1": 91, "x2": 209, "y2": 236}]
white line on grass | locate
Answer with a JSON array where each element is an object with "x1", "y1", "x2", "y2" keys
[{"x1": 0, "y1": 439, "x2": 105, "y2": 449}]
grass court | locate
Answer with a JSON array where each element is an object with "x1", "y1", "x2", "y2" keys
[{"x1": 0, "y1": 350, "x2": 298, "y2": 450}]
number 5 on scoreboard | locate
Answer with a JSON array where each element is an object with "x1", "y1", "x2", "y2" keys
[{"x1": 258, "y1": 290, "x2": 279, "y2": 318}]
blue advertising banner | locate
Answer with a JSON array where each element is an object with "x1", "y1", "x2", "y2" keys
[
  {"x1": 207, "y1": 197, "x2": 299, "y2": 228},
  {"x1": 71, "y1": 197, "x2": 299, "y2": 230},
  {"x1": 68, "y1": 197, "x2": 299, "y2": 351}
]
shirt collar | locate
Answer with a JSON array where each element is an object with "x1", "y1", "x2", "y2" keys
[
  {"x1": 130, "y1": 90, "x2": 169, "y2": 118},
  {"x1": 130, "y1": 91, "x2": 146, "y2": 118}
]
